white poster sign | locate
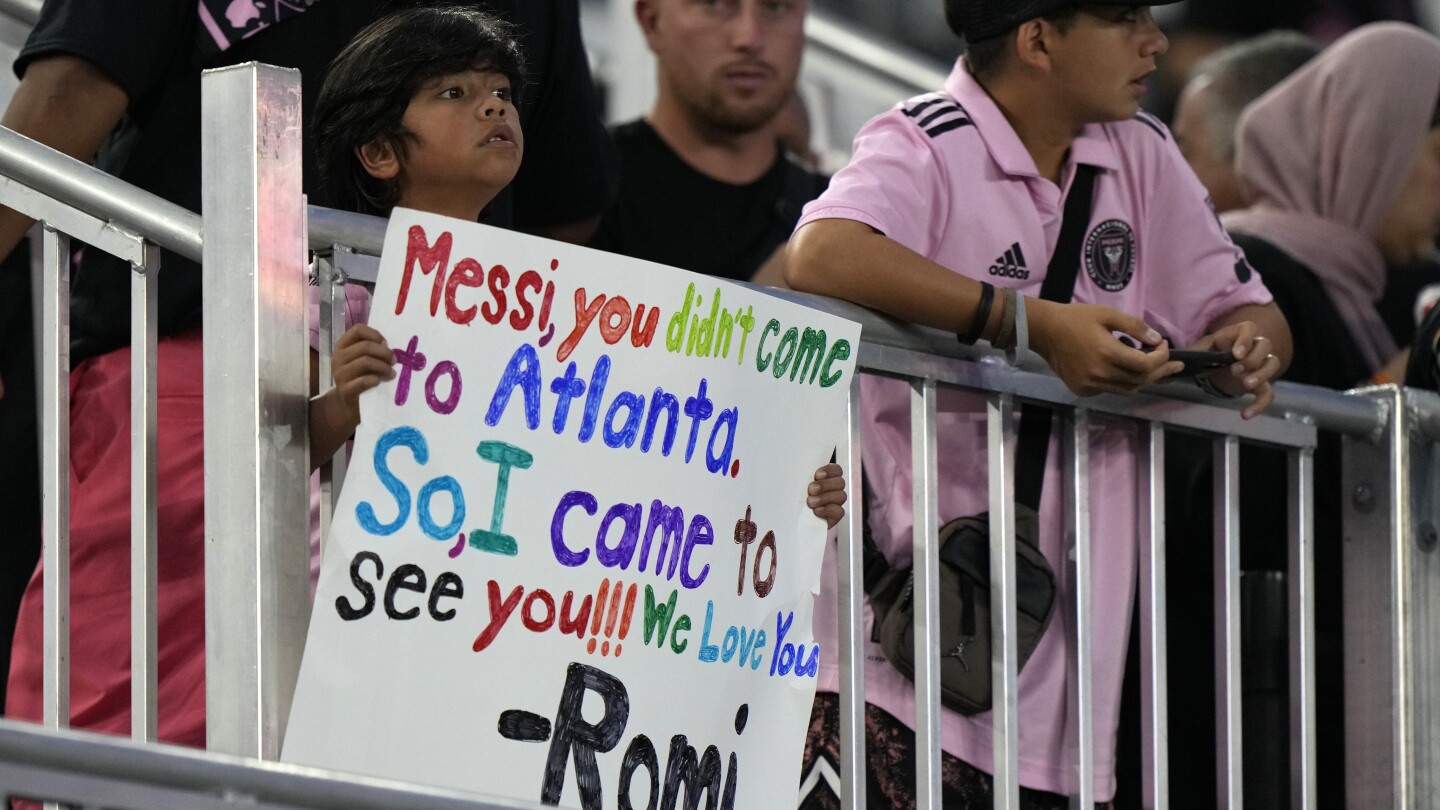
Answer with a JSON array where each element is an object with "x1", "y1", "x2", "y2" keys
[{"x1": 283, "y1": 209, "x2": 860, "y2": 809}]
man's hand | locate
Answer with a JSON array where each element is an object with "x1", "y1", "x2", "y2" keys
[
  {"x1": 1190, "y1": 322, "x2": 1284, "y2": 418},
  {"x1": 1191, "y1": 303, "x2": 1293, "y2": 419},
  {"x1": 1027, "y1": 298, "x2": 1183, "y2": 396}
]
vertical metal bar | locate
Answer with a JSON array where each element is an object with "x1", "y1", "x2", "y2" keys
[
  {"x1": 837, "y1": 372, "x2": 865, "y2": 810},
  {"x1": 40, "y1": 225, "x2": 70, "y2": 736},
  {"x1": 911, "y1": 378, "x2": 941, "y2": 809},
  {"x1": 989, "y1": 393, "x2": 1019, "y2": 809},
  {"x1": 315, "y1": 251, "x2": 337, "y2": 553},
  {"x1": 29, "y1": 225, "x2": 44, "y2": 448},
  {"x1": 1138, "y1": 423, "x2": 1169, "y2": 809},
  {"x1": 1064, "y1": 408, "x2": 1093, "y2": 808},
  {"x1": 1288, "y1": 446, "x2": 1316, "y2": 809},
  {"x1": 1214, "y1": 435, "x2": 1243, "y2": 808},
  {"x1": 1341, "y1": 389, "x2": 1404, "y2": 809},
  {"x1": 130, "y1": 244, "x2": 160, "y2": 743},
  {"x1": 325, "y1": 247, "x2": 351, "y2": 503},
  {"x1": 201, "y1": 63, "x2": 310, "y2": 759}
]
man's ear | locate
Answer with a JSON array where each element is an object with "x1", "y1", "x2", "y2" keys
[
  {"x1": 634, "y1": 0, "x2": 662, "y2": 53},
  {"x1": 1013, "y1": 18, "x2": 1054, "y2": 73},
  {"x1": 356, "y1": 137, "x2": 400, "y2": 182}
]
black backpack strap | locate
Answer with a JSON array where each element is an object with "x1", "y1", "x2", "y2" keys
[{"x1": 1015, "y1": 164, "x2": 1099, "y2": 510}]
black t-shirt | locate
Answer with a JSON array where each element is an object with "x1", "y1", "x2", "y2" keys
[
  {"x1": 1229, "y1": 232, "x2": 1373, "y2": 390},
  {"x1": 1406, "y1": 302, "x2": 1440, "y2": 390},
  {"x1": 16, "y1": 0, "x2": 615, "y2": 363},
  {"x1": 588, "y1": 119, "x2": 828, "y2": 282}
]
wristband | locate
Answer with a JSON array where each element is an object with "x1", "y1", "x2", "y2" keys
[
  {"x1": 959, "y1": 282, "x2": 995, "y2": 345},
  {"x1": 1011, "y1": 291, "x2": 1028, "y2": 362},
  {"x1": 992, "y1": 287, "x2": 1018, "y2": 350},
  {"x1": 1195, "y1": 372, "x2": 1238, "y2": 399}
]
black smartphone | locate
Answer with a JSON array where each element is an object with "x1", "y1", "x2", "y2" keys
[
  {"x1": 1126, "y1": 337, "x2": 1234, "y2": 377},
  {"x1": 1167, "y1": 349, "x2": 1234, "y2": 377}
]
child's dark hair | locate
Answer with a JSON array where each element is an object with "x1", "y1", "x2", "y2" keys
[{"x1": 313, "y1": 5, "x2": 526, "y2": 216}]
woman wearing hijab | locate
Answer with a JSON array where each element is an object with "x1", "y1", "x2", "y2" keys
[
  {"x1": 1163, "y1": 24, "x2": 1440, "y2": 805},
  {"x1": 1223, "y1": 22, "x2": 1440, "y2": 389}
]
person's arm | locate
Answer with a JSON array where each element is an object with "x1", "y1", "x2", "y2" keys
[
  {"x1": 1188, "y1": 301, "x2": 1293, "y2": 419},
  {"x1": 0, "y1": 55, "x2": 130, "y2": 263},
  {"x1": 0, "y1": 54, "x2": 130, "y2": 397},
  {"x1": 749, "y1": 244, "x2": 788, "y2": 288},
  {"x1": 785, "y1": 218, "x2": 1183, "y2": 396}
]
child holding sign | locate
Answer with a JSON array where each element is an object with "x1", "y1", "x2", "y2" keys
[{"x1": 307, "y1": 5, "x2": 848, "y2": 514}]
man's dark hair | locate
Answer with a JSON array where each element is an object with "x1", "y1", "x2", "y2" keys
[
  {"x1": 313, "y1": 5, "x2": 526, "y2": 216},
  {"x1": 1187, "y1": 30, "x2": 1320, "y2": 161},
  {"x1": 958, "y1": 5, "x2": 1081, "y2": 81}
]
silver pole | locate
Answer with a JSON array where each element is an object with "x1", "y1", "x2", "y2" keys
[
  {"x1": 39, "y1": 224, "x2": 70, "y2": 735},
  {"x1": 130, "y1": 244, "x2": 160, "y2": 742},
  {"x1": 315, "y1": 252, "x2": 338, "y2": 552},
  {"x1": 1138, "y1": 423, "x2": 1168, "y2": 809},
  {"x1": 1064, "y1": 408, "x2": 1093, "y2": 807},
  {"x1": 1214, "y1": 435, "x2": 1243, "y2": 808},
  {"x1": 0, "y1": 127, "x2": 203, "y2": 263},
  {"x1": 988, "y1": 393, "x2": 1020, "y2": 809},
  {"x1": 1288, "y1": 446, "x2": 1316, "y2": 808},
  {"x1": 200, "y1": 62, "x2": 311, "y2": 759},
  {"x1": 837, "y1": 372, "x2": 866, "y2": 810},
  {"x1": 911, "y1": 378, "x2": 942, "y2": 808}
]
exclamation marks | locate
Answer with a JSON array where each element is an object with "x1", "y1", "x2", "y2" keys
[{"x1": 584, "y1": 578, "x2": 638, "y2": 657}]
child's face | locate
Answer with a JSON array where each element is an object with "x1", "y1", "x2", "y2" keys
[{"x1": 394, "y1": 68, "x2": 523, "y2": 219}]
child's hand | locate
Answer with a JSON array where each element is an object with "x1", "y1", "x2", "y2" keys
[
  {"x1": 807, "y1": 463, "x2": 847, "y2": 528},
  {"x1": 1028, "y1": 299, "x2": 1184, "y2": 397},
  {"x1": 332, "y1": 324, "x2": 396, "y2": 424}
]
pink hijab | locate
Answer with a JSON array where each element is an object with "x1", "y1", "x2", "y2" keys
[{"x1": 1223, "y1": 22, "x2": 1440, "y2": 373}]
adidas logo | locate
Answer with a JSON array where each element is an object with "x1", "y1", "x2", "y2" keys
[{"x1": 988, "y1": 242, "x2": 1030, "y2": 280}]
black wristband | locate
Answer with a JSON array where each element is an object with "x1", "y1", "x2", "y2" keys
[{"x1": 959, "y1": 282, "x2": 995, "y2": 345}]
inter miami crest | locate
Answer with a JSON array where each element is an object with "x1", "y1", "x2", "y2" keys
[{"x1": 1084, "y1": 219, "x2": 1136, "y2": 292}]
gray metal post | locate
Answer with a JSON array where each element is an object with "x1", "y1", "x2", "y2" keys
[
  {"x1": 1214, "y1": 435, "x2": 1243, "y2": 808},
  {"x1": 1138, "y1": 424, "x2": 1168, "y2": 809},
  {"x1": 988, "y1": 392, "x2": 1020, "y2": 809},
  {"x1": 200, "y1": 62, "x2": 311, "y2": 759},
  {"x1": 1064, "y1": 407, "x2": 1094, "y2": 807},
  {"x1": 837, "y1": 373, "x2": 866, "y2": 810},
  {"x1": 1343, "y1": 386, "x2": 1440, "y2": 808},
  {"x1": 130, "y1": 244, "x2": 160, "y2": 743},
  {"x1": 912, "y1": 378, "x2": 942, "y2": 808}
]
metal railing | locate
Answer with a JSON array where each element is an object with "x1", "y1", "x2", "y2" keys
[{"x1": 0, "y1": 58, "x2": 1437, "y2": 810}]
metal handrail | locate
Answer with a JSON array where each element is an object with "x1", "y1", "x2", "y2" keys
[
  {"x1": 0, "y1": 720, "x2": 546, "y2": 810},
  {"x1": 0, "y1": 126, "x2": 203, "y2": 262},
  {"x1": 0, "y1": 0, "x2": 38, "y2": 27},
  {"x1": 309, "y1": 203, "x2": 1389, "y2": 442},
  {"x1": 805, "y1": 8, "x2": 950, "y2": 93}
]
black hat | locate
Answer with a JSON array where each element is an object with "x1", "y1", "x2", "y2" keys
[{"x1": 951, "y1": 1, "x2": 1183, "y2": 43}]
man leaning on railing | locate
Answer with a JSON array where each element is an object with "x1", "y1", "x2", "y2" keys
[{"x1": 785, "y1": 0, "x2": 1292, "y2": 805}]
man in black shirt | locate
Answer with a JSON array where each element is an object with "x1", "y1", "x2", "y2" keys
[
  {"x1": 589, "y1": 0, "x2": 826, "y2": 284},
  {"x1": 0, "y1": 0, "x2": 614, "y2": 712}
]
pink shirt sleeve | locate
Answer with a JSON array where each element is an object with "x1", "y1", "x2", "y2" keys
[
  {"x1": 797, "y1": 112, "x2": 950, "y2": 258},
  {"x1": 1136, "y1": 132, "x2": 1274, "y2": 347}
]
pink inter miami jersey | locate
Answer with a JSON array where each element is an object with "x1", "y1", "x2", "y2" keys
[{"x1": 798, "y1": 61, "x2": 1271, "y2": 799}]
